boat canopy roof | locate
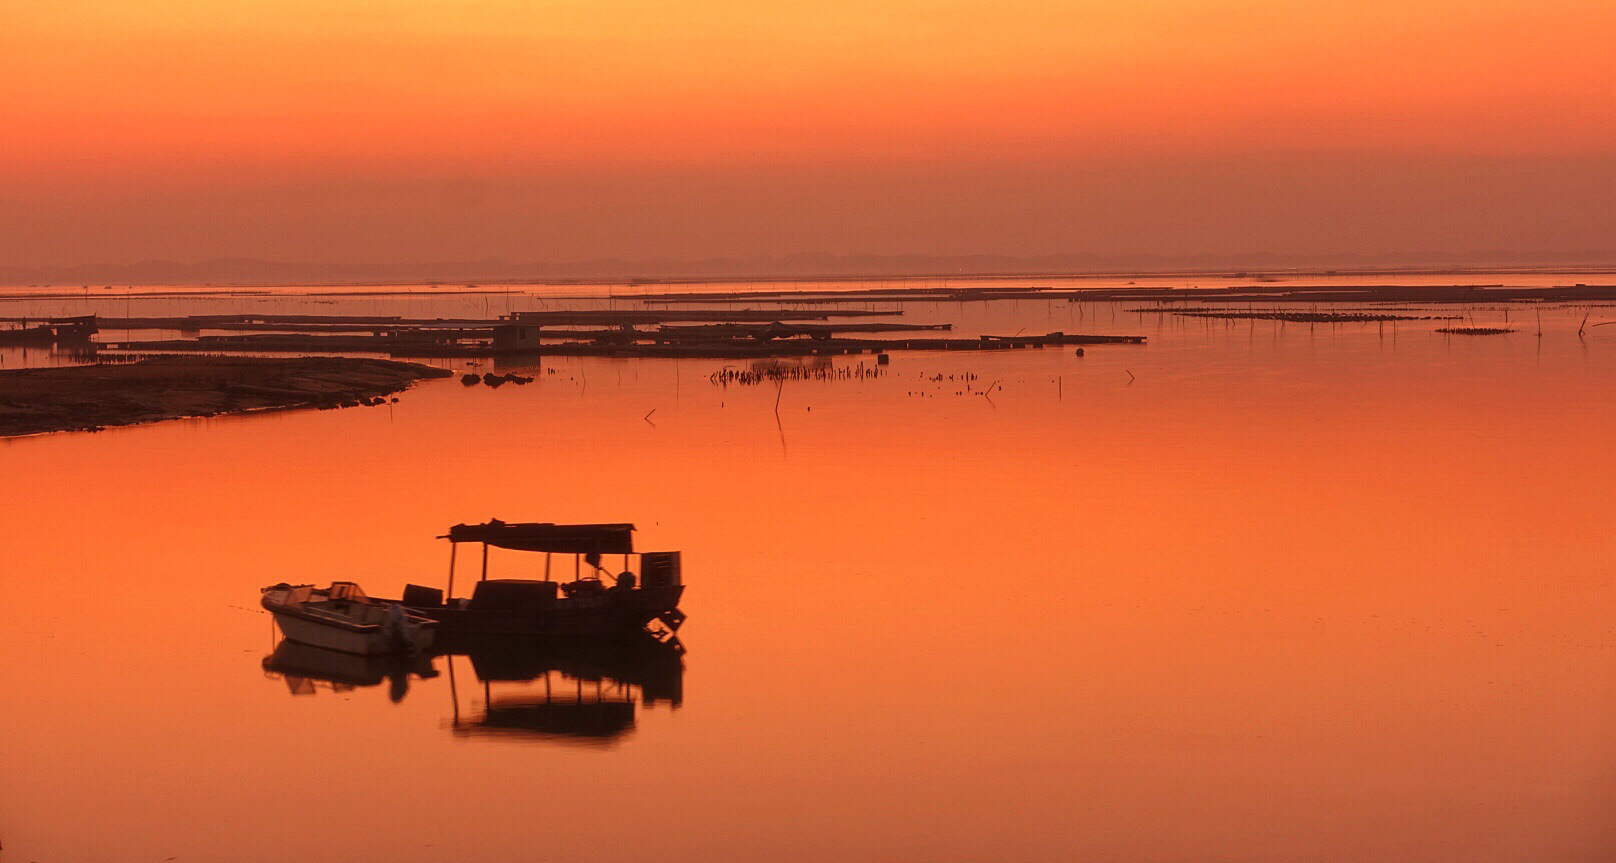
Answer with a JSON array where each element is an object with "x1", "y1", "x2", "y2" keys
[
  {"x1": 472, "y1": 699, "x2": 636, "y2": 739},
  {"x1": 445, "y1": 520, "x2": 635, "y2": 554}
]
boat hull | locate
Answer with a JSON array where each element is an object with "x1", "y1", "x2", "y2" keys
[
  {"x1": 0, "y1": 325, "x2": 57, "y2": 346},
  {"x1": 401, "y1": 585, "x2": 684, "y2": 637},
  {"x1": 268, "y1": 609, "x2": 435, "y2": 655}
]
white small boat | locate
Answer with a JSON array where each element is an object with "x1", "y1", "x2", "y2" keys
[{"x1": 261, "y1": 581, "x2": 436, "y2": 655}]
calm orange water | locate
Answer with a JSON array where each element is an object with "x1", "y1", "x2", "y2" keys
[{"x1": 1, "y1": 280, "x2": 1613, "y2": 861}]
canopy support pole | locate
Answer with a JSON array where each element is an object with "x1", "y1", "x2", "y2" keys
[
  {"x1": 481, "y1": 542, "x2": 489, "y2": 581},
  {"x1": 447, "y1": 542, "x2": 457, "y2": 599},
  {"x1": 545, "y1": 552, "x2": 552, "y2": 581},
  {"x1": 448, "y1": 654, "x2": 460, "y2": 728}
]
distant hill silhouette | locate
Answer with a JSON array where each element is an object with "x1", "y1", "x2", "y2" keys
[{"x1": 4, "y1": 250, "x2": 1616, "y2": 285}]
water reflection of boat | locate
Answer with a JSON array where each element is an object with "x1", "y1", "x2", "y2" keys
[
  {"x1": 443, "y1": 632, "x2": 685, "y2": 708},
  {"x1": 259, "y1": 633, "x2": 684, "y2": 746},
  {"x1": 445, "y1": 635, "x2": 684, "y2": 745},
  {"x1": 463, "y1": 691, "x2": 636, "y2": 742},
  {"x1": 262, "y1": 639, "x2": 438, "y2": 702},
  {"x1": 384, "y1": 520, "x2": 686, "y2": 642},
  {"x1": 261, "y1": 581, "x2": 437, "y2": 655}
]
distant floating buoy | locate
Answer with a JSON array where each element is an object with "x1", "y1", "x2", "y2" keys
[
  {"x1": 876, "y1": 353, "x2": 890, "y2": 365},
  {"x1": 1075, "y1": 348, "x2": 1085, "y2": 357}
]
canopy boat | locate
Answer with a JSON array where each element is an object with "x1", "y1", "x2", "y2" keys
[
  {"x1": 48, "y1": 315, "x2": 99, "y2": 343},
  {"x1": 261, "y1": 581, "x2": 437, "y2": 655},
  {"x1": 0, "y1": 324, "x2": 58, "y2": 346},
  {"x1": 0, "y1": 316, "x2": 98, "y2": 346},
  {"x1": 386, "y1": 520, "x2": 686, "y2": 642}
]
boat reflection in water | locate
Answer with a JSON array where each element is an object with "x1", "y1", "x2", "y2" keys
[
  {"x1": 261, "y1": 634, "x2": 684, "y2": 746},
  {"x1": 263, "y1": 638, "x2": 438, "y2": 702},
  {"x1": 444, "y1": 635, "x2": 683, "y2": 746}
]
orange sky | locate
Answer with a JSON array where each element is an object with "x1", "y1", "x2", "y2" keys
[{"x1": 4, "y1": 0, "x2": 1615, "y2": 265}]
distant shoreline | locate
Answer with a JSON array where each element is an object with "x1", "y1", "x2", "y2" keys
[{"x1": 4, "y1": 264, "x2": 1616, "y2": 292}]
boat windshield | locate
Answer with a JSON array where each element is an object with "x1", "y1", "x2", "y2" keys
[
  {"x1": 265, "y1": 584, "x2": 315, "y2": 605},
  {"x1": 327, "y1": 582, "x2": 370, "y2": 602}
]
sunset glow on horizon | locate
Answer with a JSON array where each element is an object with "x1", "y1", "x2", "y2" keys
[{"x1": 4, "y1": 0, "x2": 1614, "y2": 265}]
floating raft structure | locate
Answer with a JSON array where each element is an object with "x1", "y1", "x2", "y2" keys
[
  {"x1": 90, "y1": 310, "x2": 896, "y2": 329},
  {"x1": 102, "y1": 330, "x2": 1145, "y2": 358},
  {"x1": 94, "y1": 309, "x2": 1146, "y2": 358},
  {"x1": 631, "y1": 283, "x2": 1616, "y2": 304}
]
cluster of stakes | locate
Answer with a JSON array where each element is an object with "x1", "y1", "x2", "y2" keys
[{"x1": 709, "y1": 361, "x2": 886, "y2": 387}]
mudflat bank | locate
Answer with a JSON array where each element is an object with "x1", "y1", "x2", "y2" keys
[{"x1": 0, "y1": 356, "x2": 451, "y2": 437}]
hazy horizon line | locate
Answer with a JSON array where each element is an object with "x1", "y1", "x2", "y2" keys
[{"x1": 6, "y1": 249, "x2": 1616, "y2": 286}]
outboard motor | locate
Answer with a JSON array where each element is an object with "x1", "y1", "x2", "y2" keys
[{"x1": 384, "y1": 603, "x2": 425, "y2": 652}]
